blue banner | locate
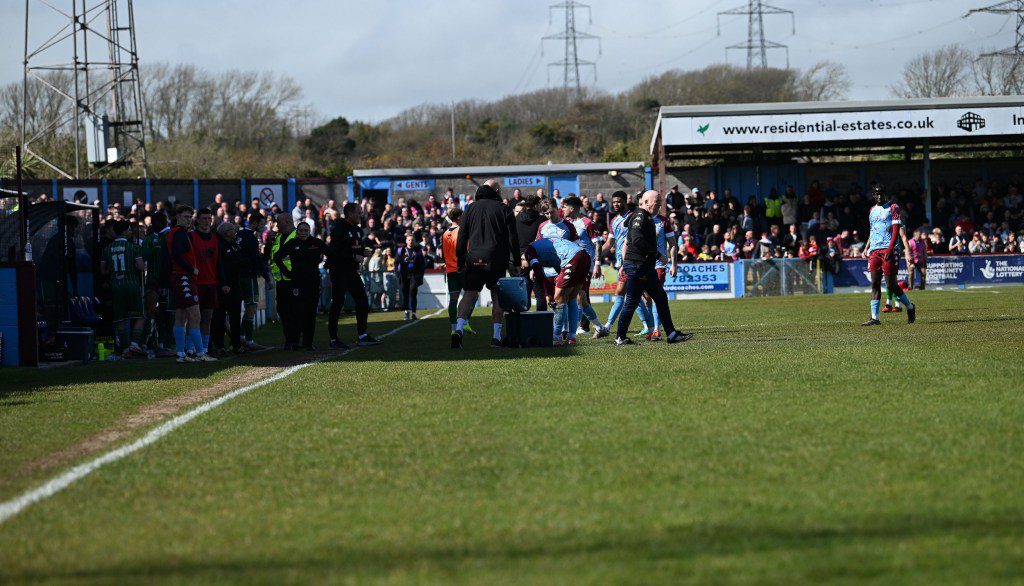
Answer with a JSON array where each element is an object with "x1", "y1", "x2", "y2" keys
[
  {"x1": 834, "y1": 254, "x2": 1024, "y2": 287},
  {"x1": 503, "y1": 176, "x2": 546, "y2": 189},
  {"x1": 392, "y1": 179, "x2": 435, "y2": 191},
  {"x1": 665, "y1": 262, "x2": 731, "y2": 292}
]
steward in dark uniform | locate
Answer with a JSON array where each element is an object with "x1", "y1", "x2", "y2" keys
[
  {"x1": 615, "y1": 192, "x2": 692, "y2": 345},
  {"x1": 326, "y1": 202, "x2": 381, "y2": 349},
  {"x1": 274, "y1": 223, "x2": 324, "y2": 350}
]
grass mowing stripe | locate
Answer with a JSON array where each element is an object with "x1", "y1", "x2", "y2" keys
[{"x1": 0, "y1": 309, "x2": 443, "y2": 525}]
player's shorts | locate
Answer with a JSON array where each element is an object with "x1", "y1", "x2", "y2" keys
[
  {"x1": 463, "y1": 267, "x2": 504, "y2": 293},
  {"x1": 555, "y1": 251, "x2": 591, "y2": 289},
  {"x1": 656, "y1": 267, "x2": 667, "y2": 283},
  {"x1": 111, "y1": 283, "x2": 144, "y2": 321},
  {"x1": 197, "y1": 283, "x2": 219, "y2": 310},
  {"x1": 170, "y1": 273, "x2": 199, "y2": 308},
  {"x1": 542, "y1": 276, "x2": 555, "y2": 300},
  {"x1": 446, "y1": 271, "x2": 465, "y2": 294},
  {"x1": 867, "y1": 249, "x2": 897, "y2": 276},
  {"x1": 240, "y1": 276, "x2": 260, "y2": 306}
]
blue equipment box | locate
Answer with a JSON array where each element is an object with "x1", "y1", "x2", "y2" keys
[{"x1": 496, "y1": 277, "x2": 529, "y2": 312}]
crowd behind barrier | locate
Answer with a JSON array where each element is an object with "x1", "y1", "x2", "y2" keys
[{"x1": 7, "y1": 173, "x2": 1023, "y2": 359}]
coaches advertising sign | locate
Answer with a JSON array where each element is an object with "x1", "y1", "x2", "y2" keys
[
  {"x1": 392, "y1": 179, "x2": 435, "y2": 191},
  {"x1": 590, "y1": 263, "x2": 732, "y2": 293},
  {"x1": 665, "y1": 263, "x2": 731, "y2": 292},
  {"x1": 662, "y1": 106, "x2": 1024, "y2": 147},
  {"x1": 834, "y1": 255, "x2": 1024, "y2": 287},
  {"x1": 504, "y1": 176, "x2": 546, "y2": 189}
]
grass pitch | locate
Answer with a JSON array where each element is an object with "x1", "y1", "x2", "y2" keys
[{"x1": 1, "y1": 287, "x2": 1022, "y2": 584}]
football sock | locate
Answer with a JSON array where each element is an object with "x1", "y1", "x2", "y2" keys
[
  {"x1": 456, "y1": 318, "x2": 468, "y2": 333},
  {"x1": 202, "y1": 334, "x2": 210, "y2": 354},
  {"x1": 871, "y1": 300, "x2": 880, "y2": 320},
  {"x1": 637, "y1": 302, "x2": 654, "y2": 330},
  {"x1": 898, "y1": 292, "x2": 913, "y2": 309},
  {"x1": 173, "y1": 327, "x2": 187, "y2": 354},
  {"x1": 607, "y1": 295, "x2": 624, "y2": 327},
  {"x1": 582, "y1": 304, "x2": 603, "y2": 330},
  {"x1": 243, "y1": 317, "x2": 255, "y2": 341},
  {"x1": 173, "y1": 326, "x2": 186, "y2": 355},
  {"x1": 493, "y1": 323, "x2": 502, "y2": 340},
  {"x1": 567, "y1": 300, "x2": 581, "y2": 340},
  {"x1": 552, "y1": 303, "x2": 565, "y2": 337},
  {"x1": 651, "y1": 301, "x2": 662, "y2": 330},
  {"x1": 448, "y1": 294, "x2": 459, "y2": 325},
  {"x1": 188, "y1": 328, "x2": 204, "y2": 355}
]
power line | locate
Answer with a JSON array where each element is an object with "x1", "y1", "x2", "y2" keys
[
  {"x1": 965, "y1": 0, "x2": 1024, "y2": 60},
  {"x1": 542, "y1": 1, "x2": 601, "y2": 95},
  {"x1": 717, "y1": 0, "x2": 795, "y2": 69}
]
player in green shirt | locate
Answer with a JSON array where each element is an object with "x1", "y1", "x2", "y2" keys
[{"x1": 101, "y1": 220, "x2": 147, "y2": 356}]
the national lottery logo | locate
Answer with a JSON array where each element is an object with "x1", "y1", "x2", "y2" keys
[{"x1": 981, "y1": 260, "x2": 995, "y2": 280}]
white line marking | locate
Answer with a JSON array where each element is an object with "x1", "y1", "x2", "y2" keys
[{"x1": 0, "y1": 309, "x2": 444, "y2": 525}]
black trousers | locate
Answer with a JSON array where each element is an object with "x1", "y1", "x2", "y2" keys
[
  {"x1": 276, "y1": 279, "x2": 299, "y2": 346},
  {"x1": 616, "y1": 263, "x2": 675, "y2": 340},
  {"x1": 287, "y1": 280, "x2": 320, "y2": 348},
  {"x1": 400, "y1": 274, "x2": 420, "y2": 312},
  {"x1": 211, "y1": 290, "x2": 242, "y2": 350},
  {"x1": 329, "y1": 268, "x2": 369, "y2": 340}
]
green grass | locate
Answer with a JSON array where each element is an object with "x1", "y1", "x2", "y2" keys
[{"x1": 1, "y1": 288, "x2": 1023, "y2": 584}]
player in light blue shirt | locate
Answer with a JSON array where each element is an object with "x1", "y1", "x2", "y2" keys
[
  {"x1": 862, "y1": 185, "x2": 916, "y2": 326},
  {"x1": 601, "y1": 191, "x2": 653, "y2": 333}
]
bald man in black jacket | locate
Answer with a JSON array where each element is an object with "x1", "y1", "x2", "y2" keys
[{"x1": 452, "y1": 180, "x2": 520, "y2": 349}]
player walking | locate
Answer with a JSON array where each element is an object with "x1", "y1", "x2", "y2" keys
[
  {"x1": 647, "y1": 192, "x2": 678, "y2": 341},
  {"x1": 862, "y1": 185, "x2": 916, "y2": 326},
  {"x1": 602, "y1": 191, "x2": 654, "y2": 333}
]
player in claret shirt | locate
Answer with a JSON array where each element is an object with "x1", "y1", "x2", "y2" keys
[
  {"x1": 561, "y1": 196, "x2": 609, "y2": 338},
  {"x1": 189, "y1": 208, "x2": 228, "y2": 354},
  {"x1": 523, "y1": 234, "x2": 591, "y2": 346},
  {"x1": 862, "y1": 185, "x2": 916, "y2": 326},
  {"x1": 166, "y1": 205, "x2": 216, "y2": 362}
]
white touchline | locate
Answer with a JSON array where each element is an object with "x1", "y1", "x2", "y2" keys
[{"x1": 0, "y1": 308, "x2": 445, "y2": 525}]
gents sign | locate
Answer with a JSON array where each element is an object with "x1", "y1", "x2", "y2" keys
[
  {"x1": 392, "y1": 179, "x2": 435, "y2": 191},
  {"x1": 503, "y1": 176, "x2": 546, "y2": 189},
  {"x1": 662, "y1": 105, "x2": 1024, "y2": 147}
]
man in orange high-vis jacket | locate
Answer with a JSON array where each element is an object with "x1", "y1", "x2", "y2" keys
[{"x1": 441, "y1": 207, "x2": 473, "y2": 334}]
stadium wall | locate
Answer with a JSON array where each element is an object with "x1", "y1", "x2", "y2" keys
[{"x1": 0, "y1": 267, "x2": 17, "y2": 367}]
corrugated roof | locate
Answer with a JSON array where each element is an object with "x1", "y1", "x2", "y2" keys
[{"x1": 352, "y1": 161, "x2": 645, "y2": 178}]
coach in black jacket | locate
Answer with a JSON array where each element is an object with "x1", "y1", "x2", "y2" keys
[{"x1": 452, "y1": 180, "x2": 520, "y2": 348}]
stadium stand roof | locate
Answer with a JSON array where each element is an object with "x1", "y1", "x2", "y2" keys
[
  {"x1": 651, "y1": 95, "x2": 1024, "y2": 157},
  {"x1": 353, "y1": 161, "x2": 645, "y2": 179}
]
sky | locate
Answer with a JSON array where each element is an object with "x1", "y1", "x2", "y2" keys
[{"x1": 0, "y1": 0, "x2": 1016, "y2": 124}]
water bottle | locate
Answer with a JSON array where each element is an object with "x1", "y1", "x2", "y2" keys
[{"x1": 97, "y1": 342, "x2": 106, "y2": 362}]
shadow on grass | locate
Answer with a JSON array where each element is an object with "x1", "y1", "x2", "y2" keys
[
  {"x1": 5, "y1": 515, "x2": 1021, "y2": 582},
  {"x1": 1, "y1": 312, "x2": 579, "y2": 397}
]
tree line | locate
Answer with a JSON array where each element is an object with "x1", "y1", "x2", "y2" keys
[{"x1": 0, "y1": 47, "x2": 1019, "y2": 180}]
